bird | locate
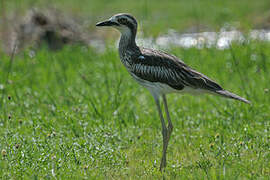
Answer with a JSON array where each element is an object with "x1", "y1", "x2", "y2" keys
[{"x1": 96, "y1": 13, "x2": 250, "y2": 171}]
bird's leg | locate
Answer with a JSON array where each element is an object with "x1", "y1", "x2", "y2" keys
[
  {"x1": 158, "y1": 95, "x2": 174, "y2": 171},
  {"x1": 153, "y1": 95, "x2": 168, "y2": 171},
  {"x1": 162, "y1": 95, "x2": 173, "y2": 142}
]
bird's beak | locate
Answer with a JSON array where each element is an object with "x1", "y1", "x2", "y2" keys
[{"x1": 96, "y1": 20, "x2": 119, "y2": 27}]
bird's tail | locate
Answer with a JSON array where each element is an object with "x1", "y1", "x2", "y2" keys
[{"x1": 215, "y1": 90, "x2": 251, "y2": 104}]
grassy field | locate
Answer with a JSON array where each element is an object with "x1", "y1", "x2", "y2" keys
[
  {"x1": 0, "y1": 41, "x2": 269, "y2": 179},
  {"x1": 0, "y1": 0, "x2": 270, "y2": 179}
]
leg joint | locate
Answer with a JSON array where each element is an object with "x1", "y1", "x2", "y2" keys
[
  {"x1": 162, "y1": 127, "x2": 167, "y2": 137},
  {"x1": 168, "y1": 123, "x2": 173, "y2": 132}
]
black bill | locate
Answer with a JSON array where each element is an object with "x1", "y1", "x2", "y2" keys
[{"x1": 96, "y1": 20, "x2": 119, "y2": 27}]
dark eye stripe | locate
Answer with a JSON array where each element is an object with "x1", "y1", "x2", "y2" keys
[
  {"x1": 124, "y1": 14, "x2": 137, "y2": 24},
  {"x1": 111, "y1": 22, "x2": 120, "y2": 26},
  {"x1": 122, "y1": 21, "x2": 134, "y2": 30}
]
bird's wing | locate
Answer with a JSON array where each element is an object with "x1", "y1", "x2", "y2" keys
[{"x1": 130, "y1": 47, "x2": 224, "y2": 91}]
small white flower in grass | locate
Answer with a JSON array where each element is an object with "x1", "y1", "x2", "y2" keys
[
  {"x1": 51, "y1": 155, "x2": 56, "y2": 160},
  {"x1": 51, "y1": 105, "x2": 56, "y2": 112},
  {"x1": 113, "y1": 110, "x2": 118, "y2": 116}
]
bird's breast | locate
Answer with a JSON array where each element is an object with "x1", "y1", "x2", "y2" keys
[{"x1": 119, "y1": 50, "x2": 134, "y2": 69}]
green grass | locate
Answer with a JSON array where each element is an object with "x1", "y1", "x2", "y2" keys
[
  {"x1": 0, "y1": 41, "x2": 269, "y2": 179},
  {"x1": 0, "y1": 1, "x2": 270, "y2": 178}
]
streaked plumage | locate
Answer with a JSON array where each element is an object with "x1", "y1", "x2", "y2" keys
[
  {"x1": 131, "y1": 47, "x2": 249, "y2": 103},
  {"x1": 96, "y1": 13, "x2": 250, "y2": 171}
]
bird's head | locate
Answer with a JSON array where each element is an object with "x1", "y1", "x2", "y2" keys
[{"x1": 96, "y1": 13, "x2": 138, "y2": 37}]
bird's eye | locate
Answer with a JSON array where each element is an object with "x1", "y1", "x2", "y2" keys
[{"x1": 119, "y1": 18, "x2": 127, "y2": 24}]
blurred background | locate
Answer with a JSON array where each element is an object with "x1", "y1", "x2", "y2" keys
[
  {"x1": 0, "y1": 0, "x2": 269, "y2": 179},
  {"x1": 1, "y1": 0, "x2": 270, "y2": 53}
]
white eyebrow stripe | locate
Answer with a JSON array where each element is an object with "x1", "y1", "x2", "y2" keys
[{"x1": 114, "y1": 15, "x2": 135, "y2": 24}]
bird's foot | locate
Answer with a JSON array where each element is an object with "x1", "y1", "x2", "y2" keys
[{"x1": 159, "y1": 155, "x2": 167, "y2": 171}]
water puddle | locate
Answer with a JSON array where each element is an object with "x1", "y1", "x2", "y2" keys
[{"x1": 135, "y1": 29, "x2": 270, "y2": 50}]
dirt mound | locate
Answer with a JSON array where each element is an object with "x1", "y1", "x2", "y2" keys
[{"x1": 1, "y1": 8, "x2": 91, "y2": 54}]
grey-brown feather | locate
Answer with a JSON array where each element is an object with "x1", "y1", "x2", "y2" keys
[
  {"x1": 130, "y1": 47, "x2": 223, "y2": 91},
  {"x1": 125, "y1": 47, "x2": 250, "y2": 104}
]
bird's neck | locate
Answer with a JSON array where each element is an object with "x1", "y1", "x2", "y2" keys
[{"x1": 119, "y1": 31, "x2": 138, "y2": 51}]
